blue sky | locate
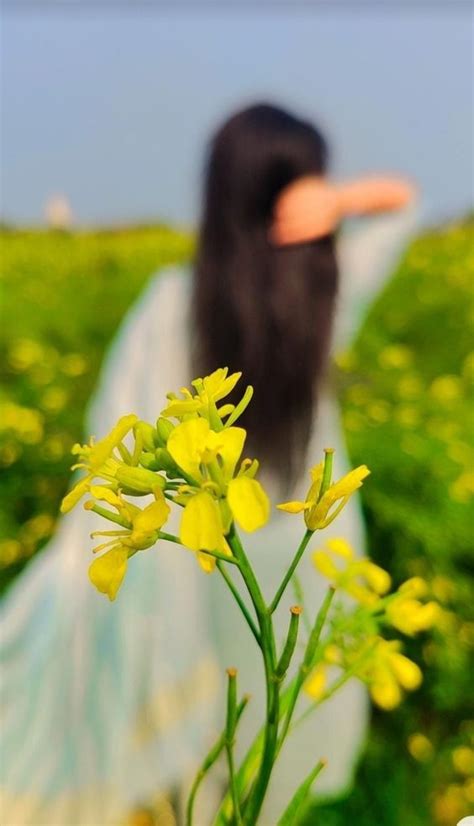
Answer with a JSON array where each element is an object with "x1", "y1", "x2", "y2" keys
[{"x1": 2, "y1": 4, "x2": 473, "y2": 227}]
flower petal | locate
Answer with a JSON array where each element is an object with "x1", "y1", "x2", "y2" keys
[
  {"x1": 227, "y1": 477, "x2": 270, "y2": 532},
  {"x1": 389, "y1": 652, "x2": 423, "y2": 691},
  {"x1": 326, "y1": 537, "x2": 354, "y2": 560},
  {"x1": 329, "y1": 465, "x2": 371, "y2": 499},
  {"x1": 89, "y1": 546, "x2": 128, "y2": 601},
  {"x1": 216, "y1": 427, "x2": 246, "y2": 480},
  {"x1": 370, "y1": 672, "x2": 402, "y2": 710},
  {"x1": 167, "y1": 418, "x2": 210, "y2": 479},
  {"x1": 197, "y1": 550, "x2": 217, "y2": 573},
  {"x1": 202, "y1": 368, "x2": 242, "y2": 402},
  {"x1": 60, "y1": 476, "x2": 92, "y2": 513},
  {"x1": 180, "y1": 491, "x2": 224, "y2": 552},
  {"x1": 133, "y1": 493, "x2": 170, "y2": 533},
  {"x1": 161, "y1": 398, "x2": 202, "y2": 418},
  {"x1": 89, "y1": 414, "x2": 138, "y2": 469},
  {"x1": 89, "y1": 485, "x2": 122, "y2": 508},
  {"x1": 277, "y1": 500, "x2": 307, "y2": 514}
]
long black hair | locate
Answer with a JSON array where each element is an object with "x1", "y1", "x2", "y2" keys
[{"x1": 192, "y1": 103, "x2": 339, "y2": 484}]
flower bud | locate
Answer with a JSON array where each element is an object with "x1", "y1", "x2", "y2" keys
[
  {"x1": 139, "y1": 451, "x2": 162, "y2": 471},
  {"x1": 134, "y1": 421, "x2": 157, "y2": 452},
  {"x1": 156, "y1": 417, "x2": 174, "y2": 447},
  {"x1": 115, "y1": 464, "x2": 165, "y2": 495},
  {"x1": 153, "y1": 448, "x2": 182, "y2": 479}
]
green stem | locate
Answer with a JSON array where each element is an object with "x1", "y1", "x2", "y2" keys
[
  {"x1": 291, "y1": 574, "x2": 312, "y2": 635},
  {"x1": 270, "y1": 530, "x2": 313, "y2": 614},
  {"x1": 227, "y1": 527, "x2": 279, "y2": 826},
  {"x1": 157, "y1": 531, "x2": 239, "y2": 566},
  {"x1": 318, "y1": 448, "x2": 335, "y2": 500},
  {"x1": 217, "y1": 561, "x2": 261, "y2": 646},
  {"x1": 213, "y1": 682, "x2": 296, "y2": 824},
  {"x1": 85, "y1": 502, "x2": 129, "y2": 528},
  {"x1": 275, "y1": 606, "x2": 301, "y2": 681},
  {"x1": 186, "y1": 696, "x2": 249, "y2": 826},
  {"x1": 278, "y1": 587, "x2": 335, "y2": 752},
  {"x1": 225, "y1": 669, "x2": 243, "y2": 825},
  {"x1": 228, "y1": 527, "x2": 271, "y2": 646},
  {"x1": 200, "y1": 548, "x2": 240, "y2": 566},
  {"x1": 157, "y1": 530, "x2": 182, "y2": 545}
]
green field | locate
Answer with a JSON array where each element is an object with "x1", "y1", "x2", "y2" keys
[{"x1": 1, "y1": 220, "x2": 473, "y2": 825}]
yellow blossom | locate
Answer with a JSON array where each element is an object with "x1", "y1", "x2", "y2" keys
[
  {"x1": 312, "y1": 538, "x2": 391, "y2": 605},
  {"x1": 305, "y1": 664, "x2": 327, "y2": 701},
  {"x1": 162, "y1": 367, "x2": 242, "y2": 420},
  {"x1": 358, "y1": 638, "x2": 423, "y2": 710},
  {"x1": 167, "y1": 417, "x2": 270, "y2": 550},
  {"x1": 407, "y1": 733, "x2": 434, "y2": 762},
  {"x1": 387, "y1": 596, "x2": 440, "y2": 635},
  {"x1": 167, "y1": 418, "x2": 245, "y2": 483},
  {"x1": 378, "y1": 344, "x2": 412, "y2": 369},
  {"x1": 278, "y1": 463, "x2": 370, "y2": 530},
  {"x1": 398, "y1": 577, "x2": 430, "y2": 598},
  {"x1": 85, "y1": 489, "x2": 170, "y2": 598},
  {"x1": 61, "y1": 414, "x2": 138, "y2": 512},
  {"x1": 430, "y1": 374, "x2": 462, "y2": 403}
]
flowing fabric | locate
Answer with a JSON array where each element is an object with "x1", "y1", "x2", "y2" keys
[{"x1": 0, "y1": 206, "x2": 418, "y2": 825}]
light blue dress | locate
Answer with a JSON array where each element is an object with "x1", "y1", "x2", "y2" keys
[{"x1": 0, "y1": 206, "x2": 418, "y2": 825}]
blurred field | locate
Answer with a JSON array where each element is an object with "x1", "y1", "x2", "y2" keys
[
  {"x1": 1, "y1": 220, "x2": 473, "y2": 825},
  {"x1": 0, "y1": 226, "x2": 193, "y2": 591},
  {"x1": 312, "y1": 218, "x2": 474, "y2": 826}
]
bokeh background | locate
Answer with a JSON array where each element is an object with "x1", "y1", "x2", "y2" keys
[{"x1": 1, "y1": 3, "x2": 473, "y2": 825}]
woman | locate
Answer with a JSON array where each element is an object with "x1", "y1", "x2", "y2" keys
[{"x1": 0, "y1": 103, "x2": 417, "y2": 825}]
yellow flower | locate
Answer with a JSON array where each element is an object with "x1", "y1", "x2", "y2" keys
[
  {"x1": 88, "y1": 488, "x2": 170, "y2": 550},
  {"x1": 386, "y1": 596, "x2": 440, "y2": 636},
  {"x1": 278, "y1": 463, "x2": 370, "y2": 530},
  {"x1": 378, "y1": 344, "x2": 412, "y2": 369},
  {"x1": 312, "y1": 538, "x2": 391, "y2": 605},
  {"x1": 359, "y1": 638, "x2": 423, "y2": 710},
  {"x1": 452, "y1": 746, "x2": 474, "y2": 776},
  {"x1": 305, "y1": 664, "x2": 327, "y2": 701},
  {"x1": 398, "y1": 577, "x2": 430, "y2": 599},
  {"x1": 177, "y1": 474, "x2": 269, "y2": 569},
  {"x1": 167, "y1": 418, "x2": 246, "y2": 483},
  {"x1": 407, "y1": 733, "x2": 434, "y2": 763},
  {"x1": 85, "y1": 488, "x2": 170, "y2": 598},
  {"x1": 167, "y1": 418, "x2": 270, "y2": 556},
  {"x1": 430, "y1": 374, "x2": 462, "y2": 403},
  {"x1": 162, "y1": 367, "x2": 242, "y2": 419},
  {"x1": 61, "y1": 414, "x2": 138, "y2": 512}
]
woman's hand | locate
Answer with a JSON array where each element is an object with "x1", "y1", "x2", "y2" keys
[
  {"x1": 271, "y1": 174, "x2": 417, "y2": 247},
  {"x1": 337, "y1": 177, "x2": 417, "y2": 216}
]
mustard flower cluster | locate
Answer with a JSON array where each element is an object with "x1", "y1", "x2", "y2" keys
[
  {"x1": 61, "y1": 368, "x2": 270, "y2": 596},
  {"x1": 304, "y1": 538, "x2": 440, "y2": 710}
]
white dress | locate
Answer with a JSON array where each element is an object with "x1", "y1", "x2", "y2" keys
[{"x1": 0, "y1": 207, "x2": 418, "y2": 825}]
